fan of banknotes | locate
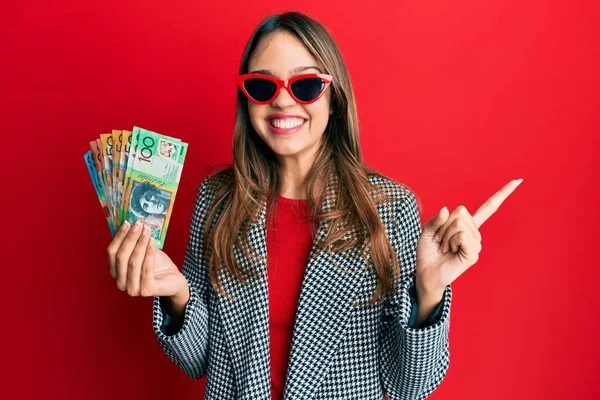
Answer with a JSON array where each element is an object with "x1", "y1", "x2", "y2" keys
[{"x1": 83, "y1": 126, "x2": 188, "y2": 249}]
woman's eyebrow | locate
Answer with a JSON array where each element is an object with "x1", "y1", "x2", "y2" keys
[{"x1": 249, "y1": 65, "x2": 323, "y2": 75}]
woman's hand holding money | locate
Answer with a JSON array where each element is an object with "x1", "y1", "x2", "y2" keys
[{"x1": 106, "y1": 220, "x2": 190, "y2": 312}]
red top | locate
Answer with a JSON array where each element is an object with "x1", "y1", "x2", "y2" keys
[{"x1": 266, "y1": 194, "x2": 315, "y2": 399}]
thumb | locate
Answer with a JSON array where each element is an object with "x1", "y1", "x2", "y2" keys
[{"x1": 422, "y1": 206, "x2": 450, "y2": 236}]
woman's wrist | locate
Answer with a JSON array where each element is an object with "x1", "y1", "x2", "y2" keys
[
  {"x1": 171, "y1": 284, "x2": 191, "y2": 309},
  {"x1": 163, "y1": 283, "x2": 190, "y2": 321}
]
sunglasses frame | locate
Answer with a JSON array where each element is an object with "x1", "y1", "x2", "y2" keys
[{"x1": 237, "y1": 73, "x2": 334, "y2": 105}]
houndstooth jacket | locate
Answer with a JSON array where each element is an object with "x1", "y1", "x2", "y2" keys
[{"x1": 152, "y1": 171, "x2": 452, "y2": 399}]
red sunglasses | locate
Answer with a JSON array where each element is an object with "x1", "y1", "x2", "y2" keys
[{"x1": 237, "y1": 73, "x2": 333, "y2": 105}]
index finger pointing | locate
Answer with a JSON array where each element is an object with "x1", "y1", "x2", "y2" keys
[{"x1": 473, "y1": 178, "x2": 523, "y2": 228}]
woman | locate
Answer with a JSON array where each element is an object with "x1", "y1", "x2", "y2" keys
[{"x1": 106, "y1": 11, "x2": 522, "y2": 399}]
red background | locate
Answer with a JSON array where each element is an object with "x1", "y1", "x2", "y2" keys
[{"x1": 2, "y1": 0, "x2": 598, "y2": 398}]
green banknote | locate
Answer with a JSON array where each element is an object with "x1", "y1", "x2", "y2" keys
[
  {"x1": 121, "y1": 127, "x2": 181, "y2": 226},
  {"x1": 121, "y1": 127, "x2": 188, "y2": 249}
]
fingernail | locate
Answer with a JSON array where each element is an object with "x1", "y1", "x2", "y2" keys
[
  {"x1": 132, "y1": 221, "x2": 141, "y2": 232},
  {"x1": 120, "y1": 221, "x2": 129, "y2": 231},
  {"x1": 143, "y1": 225, "x2": 150, "y2": 235},
  {"x1": 433, "y1": 234, "x2": 439, "y2": 242}
]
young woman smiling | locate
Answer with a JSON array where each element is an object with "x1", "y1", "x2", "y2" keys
[{"x1": 106, "y1": 11, "x2": 522, "y2": 400}]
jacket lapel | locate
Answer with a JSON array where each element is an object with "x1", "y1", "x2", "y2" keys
[{"x1": 217, "y1": 174, "x2": 375, "y2": 399}]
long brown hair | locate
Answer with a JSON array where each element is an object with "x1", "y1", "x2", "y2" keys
[{"x1": 202, "y1": 11, "x2": 421, "y2": 306}]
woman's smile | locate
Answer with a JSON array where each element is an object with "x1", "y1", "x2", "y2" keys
[{"x1": 266, "y1": 116, "x2": 308, "y2": 135}]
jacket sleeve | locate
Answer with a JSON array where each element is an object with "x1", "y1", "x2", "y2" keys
[
  {"x1": 151, "y1": 177, "x2": 214, "y2": 379},
  {"x1": 380, "y1": 190, "x2": 452, "y2": 399}
]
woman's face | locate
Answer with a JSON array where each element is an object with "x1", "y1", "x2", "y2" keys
[{"x1": 247, "y1": 31, "x2": 332, "y2": 164}]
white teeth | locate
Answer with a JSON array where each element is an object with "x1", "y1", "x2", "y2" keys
[{"x1": 270, "y1": 118, "x2": 306, "y2": 129}]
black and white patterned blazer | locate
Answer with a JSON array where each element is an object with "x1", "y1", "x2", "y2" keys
[{"x1": 152, "y1": 172, "x2": 452, "y2": 399}]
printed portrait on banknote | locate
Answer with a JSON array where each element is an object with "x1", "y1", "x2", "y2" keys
[{"x1": 128, "y1": 181, "x2": 172, "y2": 234}]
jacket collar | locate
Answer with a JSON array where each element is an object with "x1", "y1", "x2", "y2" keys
[{"x1": 216, "y1": 173, "x2": 375, "y2": 399}]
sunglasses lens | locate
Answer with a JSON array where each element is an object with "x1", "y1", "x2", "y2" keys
[
  {"x1": 291, "y1": 78, "x2": 325, "y2": 102},
  {"x1": 243, "y1": 78, "x2": 277, "y2": 102}
]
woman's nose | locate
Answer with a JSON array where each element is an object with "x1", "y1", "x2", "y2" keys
[{"x1": 270, "y1": 86, "x2": 296, "y2": 108}]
